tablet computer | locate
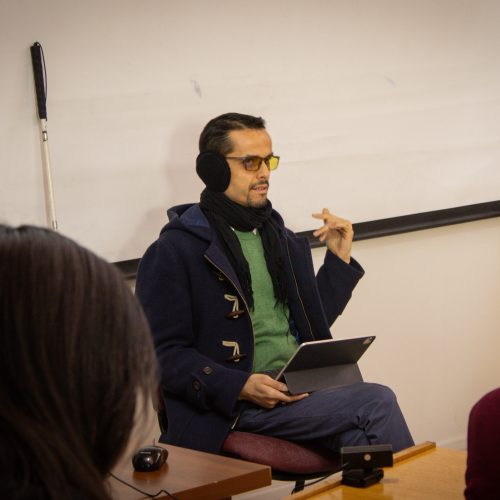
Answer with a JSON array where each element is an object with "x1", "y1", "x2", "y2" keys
[{"x1": 274, "y1": 336, "x2": 376, "y2": 394}]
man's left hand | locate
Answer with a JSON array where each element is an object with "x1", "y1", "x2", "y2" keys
[{"x1": 312, "y1": 208, "x2": 353, "y2": 263}]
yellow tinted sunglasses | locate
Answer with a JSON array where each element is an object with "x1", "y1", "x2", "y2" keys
[{"x1": 225, "y1": 154, "x2": 280, "y2": 171}]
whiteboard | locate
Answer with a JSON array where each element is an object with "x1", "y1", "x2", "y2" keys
[{"x1": 1, "y1": 0, "x2": 499, "y2": 262}]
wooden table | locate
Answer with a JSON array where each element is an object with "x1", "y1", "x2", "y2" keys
[
  {"x1": 285, "y1": 442, "x2": 466, "y2": 500},
  {"x1": 109, "y1": 443, "x2": 271, "y2": 499}
]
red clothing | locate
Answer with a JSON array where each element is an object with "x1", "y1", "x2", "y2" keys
[{"x1": 465, "y1": 388, "x2": 500, "y2": 499}]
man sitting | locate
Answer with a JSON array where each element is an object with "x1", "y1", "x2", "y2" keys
[{"x1": 136, "y1": 112, "x2": 414, "y2": 454}]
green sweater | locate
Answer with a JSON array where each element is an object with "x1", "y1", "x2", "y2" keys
[{"x1": 234, "y1": 229, "x2": 298, "y2": 372}]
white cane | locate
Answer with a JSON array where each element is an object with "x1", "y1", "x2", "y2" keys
[{"x1": 30, "y1": 42, "x2": 58, "y2": 231}]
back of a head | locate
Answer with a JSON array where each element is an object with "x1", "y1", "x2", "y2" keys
[
  {"x1": 199, "y1": 112, "x2": 266, "y2": 155},
  {"x1": 0, "y1": 225, "x2": 157, "y2": 500}
]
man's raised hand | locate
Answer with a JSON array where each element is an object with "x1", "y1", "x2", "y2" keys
[{"x1": 312, "y1": 208, "x2": 353, "y2": 263}]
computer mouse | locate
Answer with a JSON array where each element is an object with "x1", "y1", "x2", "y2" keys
[{"x1": 132, "y1": 445, "x2": 168, "y2": 472}]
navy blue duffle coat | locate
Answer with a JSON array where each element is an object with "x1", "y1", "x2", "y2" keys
[{"x1": 136, "y1": 203, "x2": 364, "y2": 453}]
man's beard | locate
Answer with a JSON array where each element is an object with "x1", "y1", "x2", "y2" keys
[{"x1": 247, "y1": 181, "x2": 269, "y2": 208}]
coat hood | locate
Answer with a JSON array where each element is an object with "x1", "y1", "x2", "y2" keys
[{"x1": 159, "y1": 203, "x2": 211, "y2": 241}]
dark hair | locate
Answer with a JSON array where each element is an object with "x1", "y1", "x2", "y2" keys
[
  {"x1": 0, "y1": 225, "x2": 157, "y2": 500},
  {"x1": 199, "y1": 112, "x2": 266, "y2": 155}
]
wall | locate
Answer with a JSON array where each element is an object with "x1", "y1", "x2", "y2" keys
[
  {"x1": 1, "y1": 0, "x2": 500, "y2": 262},
  {"x1": 314, "y1": 216, "x2": 500, "y2": 449}
]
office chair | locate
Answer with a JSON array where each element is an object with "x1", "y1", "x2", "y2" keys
[
  {"x1": 222, "y1": 430, "x2": 341, "y2": 493},
  {"x1": 156, "y1": 393, "x2": 341, "y2": 494}
]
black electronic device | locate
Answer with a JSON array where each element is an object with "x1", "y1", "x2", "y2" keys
[
  {"x1": 340, "y1": 444, "x2": 393, "y2": 488},
  {"x1": 341, "y1": 468, "x2": 385, "y2": 487},
  {"x1": 196, "y1": 151, "x2": 231, "y2": 192},
  {"x1": 341, "y1": 444, "x2": 393, "y2": 469},
  {"x1": 132, "y1": 445, "x2": 168, "y2": 472}
]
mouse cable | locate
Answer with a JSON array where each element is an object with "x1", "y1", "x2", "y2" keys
[{"x1": 109, "y1": 472, "x2": 179, "y2": 499}]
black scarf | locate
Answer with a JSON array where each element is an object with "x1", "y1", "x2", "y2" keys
[{"x1": 199, "y1": 189, "x2": 288, "y2": 310}]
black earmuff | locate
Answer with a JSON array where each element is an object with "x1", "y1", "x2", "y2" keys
[{"x1": 196, "y1": 151, "x2": 231, "y2": 192}]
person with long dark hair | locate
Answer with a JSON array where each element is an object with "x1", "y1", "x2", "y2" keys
[{"x1": 0, "y1": 225, "x2": 157, "y2": 500}]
